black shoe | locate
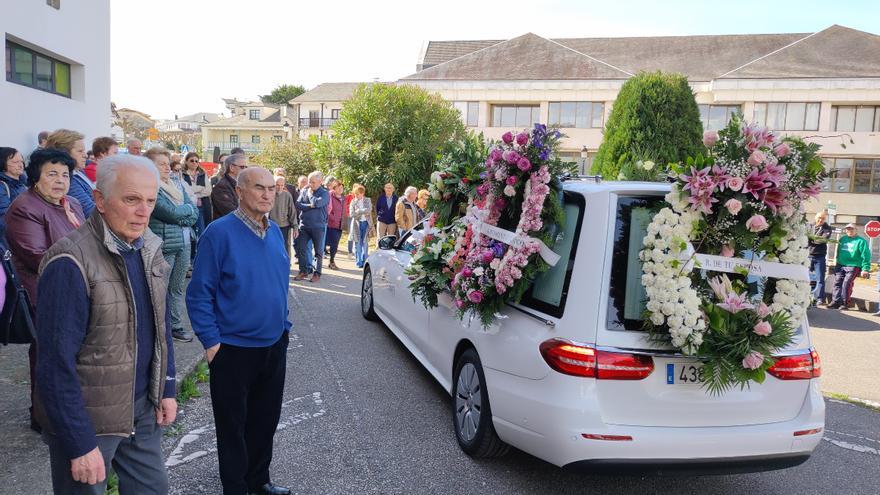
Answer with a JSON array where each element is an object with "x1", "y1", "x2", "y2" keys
[
  {"x1": 172, "y1": 329, "x2": 193, "y2": 342},
  {"x1": 250, "y1": 483, "x2": 291, "y2": 495},
  {"x1": 827, "y1": 302, "x2": 842, "y2": 309},
  {"x1": 30, "y1": 417, "x2": 42, "y2": 434}
]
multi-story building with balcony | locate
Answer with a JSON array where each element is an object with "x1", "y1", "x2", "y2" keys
[
  {"x1": 201, "y1": 99, "x2": 294, "y2": 158},
  {"x1": 402, "y1": 25, "x2": 880, "y2": 231},
  {"x1": 290, "y1": 83, "x2": 377, "y2": 139}
]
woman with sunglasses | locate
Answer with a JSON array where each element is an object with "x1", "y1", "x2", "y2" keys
[{"x1": 182, "y1": 152, "x2": 213, "y2": 232}]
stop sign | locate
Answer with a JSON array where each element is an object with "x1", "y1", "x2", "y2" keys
[{"x1": 865, "y1": 220, "x2": 880, "y2": 238}]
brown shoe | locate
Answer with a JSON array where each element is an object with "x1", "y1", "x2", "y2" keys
[
  {"x1": 294, "y1": 272, "x2": 308, "y2": 281},
  {"x1": 310, "y1": 273, "x2": 321, "y2": 283},
  {"x1": 328, "y1": 262, "x2": 338, "y2": 270}
]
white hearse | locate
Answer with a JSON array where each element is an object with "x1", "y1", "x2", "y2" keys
[{"x1": 360, "y1": 179, "x2": 824, "y2": 473}]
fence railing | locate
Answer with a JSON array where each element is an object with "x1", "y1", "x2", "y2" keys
[{"x1": 298, "y1": 117, "x2": 337, "y2": 129}]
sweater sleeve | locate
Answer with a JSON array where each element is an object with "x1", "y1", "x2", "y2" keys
[
  {"x1": 36, "y1": 258, "x2": 98, "y2": 460},
  {"x1": 68, "y1": 177, "x2": 95, "y2": 218},
  {"x1": 185, "y1": 233, "x2": 222, "y2": 349},
  {"x1": 861, "y1": 239, "x2": 872, "y2": 272}
]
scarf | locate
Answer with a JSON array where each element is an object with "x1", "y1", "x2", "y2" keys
[
  {"x1": 59, "y1": 197, "x2": 82, "y2": 229},
  {"x1": 160, "y1": 179, "x2": 184, "y2": 205}
]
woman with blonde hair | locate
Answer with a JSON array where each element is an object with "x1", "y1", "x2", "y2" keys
[
  {"x1": 348, "y1": 183, "x2": 373, "y2": 268},
  {"x1": 416, "y1": 188, "x2": 430, "y2": 220},
  {"x1": 145, "y1": 146, "x2": 199, "y2": 342},
  {"x1": 46, "y1": 129, "x2": 94, "y2": 217}
]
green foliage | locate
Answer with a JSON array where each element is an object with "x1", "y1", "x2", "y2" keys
[
  {"x1": 177, "y1": 360, "x2": 210, "y2": 404},
  {"x1": 107, "y1": 471, "x2": 119, "y2": 495},
  {"x1": 426, "y1": 132, "x2": 487, "y2": 226},
  {"x1": 252, "y1": 138, "x2": 316, "y2": 180},
  {"x1": 261, "y1": 84, "x2": 306, "y2": 105},
  {"x1": 314, "y1": 84, "x2": 466, "y2": 195},
  {"x1": 593, "y1": 71, "x2": 703, "y2": 179}
]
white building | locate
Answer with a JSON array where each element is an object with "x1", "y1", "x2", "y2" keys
[{"x1": 2, "y1": 0, "x2": 111, "y2": 154}]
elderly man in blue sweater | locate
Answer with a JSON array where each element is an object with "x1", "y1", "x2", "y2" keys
[
  {"x1": 293, "y1": 170, "x2": 329, "y2": 283},
  {"x1": 186, "y1": 167, "x2": 292, "y2": 495}
]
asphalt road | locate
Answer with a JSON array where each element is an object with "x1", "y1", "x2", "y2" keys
[{"x1": 161, "y1": 256, "x2": 880, "y2": 495}]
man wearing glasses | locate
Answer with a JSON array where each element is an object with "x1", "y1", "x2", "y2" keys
[{"x1": 211, "y1": 154, "x2": 247, "y2": 220}]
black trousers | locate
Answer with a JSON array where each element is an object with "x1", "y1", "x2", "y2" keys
[{"x1": 210, "y1": 332, "x2": 288, "y2": 495}]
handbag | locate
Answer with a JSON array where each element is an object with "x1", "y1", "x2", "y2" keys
[{"x1": 1, "y1": 249, "x2": 36, "y2": 345}]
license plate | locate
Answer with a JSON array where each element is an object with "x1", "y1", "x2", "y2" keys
[{"x1": 666, "y1": 362, "x2": 704, "y2": 385}]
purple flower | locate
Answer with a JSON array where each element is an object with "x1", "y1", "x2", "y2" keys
[
  {"x1": 539, "y1": 149, "x2": 550, "y2": 161},
  {"x1": 490, "y1": 148, "x2": 503, "y2": 161},
  {"x1": 481, "y1": 250, "x2": 495, "y2": 263},
  {"x1": 462, "y1": 267, "x2": 473, "y2": 278},
  {"x1": 742, "y1": 169, "x2": 770, "y2": 199},
  {"x1": 491, "y1": 242, "x2": 505, "y2": 258},
  {"x1": 502, "y1": 132, "x2": 514, "y2": 144},
  {"x1": 506, "y1": 176, "x2": 517, "y2": 186},
  {"x1": 516, "y1": 132, "x2": 529, "y2": 146},
  {"x1": 516, "y1": 157, "x2": 532, "y2": 172},
  {"x1": 502, "y1": 150, "x2": 520, "y2": 164}
]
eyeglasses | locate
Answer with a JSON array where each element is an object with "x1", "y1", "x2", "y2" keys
[
  {"x1": 187, "y1": 159, "x2": 199, "y2": 163},
  {"x1": 233, "y1": 164, "x2": 248, "y2": 169}
]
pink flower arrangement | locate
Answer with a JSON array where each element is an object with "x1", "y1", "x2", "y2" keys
[
  {"x1": 516, "y1": 132, "x2": 529, "y2": 146},
  {"x1": 773, "y1": 143, "x2": 790, "y2": 158},
  {"x1": 720, "y1": 244, "x2": 735, "y2": 257},
  {"x1": 727, "y1": 177, "x2": 743, "y2": 191},
  {"x1": 703, "y1": 130, "x2": 718, "y2": 147},
  {"x1": 724, "y1": 198, "x2": 742, "y2": 216},
  {"x1": 747, "y1": 150, "x2": 765, "y2": 166},
  {"x1": 757, "y1": 302, "x2": 771, "y2": 318},
  {"x1": 718, "y1": 291, "x2": 755, "y2": 314},
  {"x1": 467, "y1": 290, "x2": 484, "y2": 303},
  {"x1": 516, "y1": 157, "x2": 532, "y2": 172},
  {"x1": 502, "y1": 132, "x2": 514, "y2": 144}
]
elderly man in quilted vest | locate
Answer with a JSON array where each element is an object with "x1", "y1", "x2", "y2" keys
[{"x1": 35, "y1": 154, "x2": 177, "y2": 494}]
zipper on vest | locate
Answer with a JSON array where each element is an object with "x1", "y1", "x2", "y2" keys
[{"x1": 119, "y1": 255, "x2": 139, "y2": 437}]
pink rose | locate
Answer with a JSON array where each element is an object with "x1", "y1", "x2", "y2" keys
[
  {"x1": 502, "y1": 132, "x2": 514, "y2": 144},
  {"x1": 516, "y1": 157, "x2": 532, "y2": 172},
  {"x1": 482, "y1": 250, "x2": 495, "y2": 263},
  {"x1": 462, "y1": 267, "x2": 473, "y2": 278},
  {"x1": 516, "y1": 132, "x2": 529, "y2": 146},
  {"x1": 506, "y1": 176, "x2": 517, "y2": 186},
  {"x1": 720, "y1": 244, "x2": 735, "y2": 257},
  {"x1": 503, "y1": 150, "x2": 520, "y2": 164},
  {"x1": 703, "y1": 130, "x2": 718, "y2": 147},
  {"x1": 727, "y1": 177, "x2": 744, "y2": 191},
  {"x1": 490, "y1": 148, "x2": 503, "y2": 161},
  {"x1": 455, "y1": 299, "x2": 466, "y2": 309},
  {"x1": 742, "y1": 351, "x2": 765, "y2": 370},
  {"x1": 485, "y1": 158, "x2": 495, "y2": 168},
  {"x1": 757, "y1": 302, "x2": 771, "y2": 318},
  {"x1": 753, "y1": 321, "x2": 772, "y2": 336},
  {"x1": 747, "y1": 150, "x2": 765, "y2": 166},
  {"x1": 467, "y1": 290, "x2": 484, "y2": 304},
  {"x1": 725, "y1": 198, "x2": 742, "y2": 216},
  {"x1": 503, "y1": 185, "x2": 516, "y2": 197},
  {"x1": 779, "y1": 203, "x2": 795, "y2": 218},
  {"x1": 774, "y1": 143, "x2": 790, "y2": 158},
  {"x1": 746, "y1": 214, "x2": 769, "y2": 232}
]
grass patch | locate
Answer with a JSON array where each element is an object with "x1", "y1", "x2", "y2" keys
[
  {"x1": 107, "y1": 470, "x2": 119, "y2": 495},
  {"x1": 176, "y1": 360, "x2": 210, "y2": 404},
  {"x1": 825, "y1": 392, "x2": 880, "y2": 412}
]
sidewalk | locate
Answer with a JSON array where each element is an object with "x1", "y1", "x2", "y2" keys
[{"x1": 0, "y1": 288, "x2": 204, "y2": 494}]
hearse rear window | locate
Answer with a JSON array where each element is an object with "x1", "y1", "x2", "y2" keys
[{"x1": 607, "y1": 196, "x2": 663, "y2": 330}]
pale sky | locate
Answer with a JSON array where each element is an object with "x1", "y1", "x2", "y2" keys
[{"x1": 110, "y1": 0, "x2": 880, "y2": 120}]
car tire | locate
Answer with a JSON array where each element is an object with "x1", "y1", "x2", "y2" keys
[
  {"x1": 452, "y1": 348, "x2": 509, "y2": 458},
  {"x1": 361, "y1": 266, "x2": 379, "y2": 322}
]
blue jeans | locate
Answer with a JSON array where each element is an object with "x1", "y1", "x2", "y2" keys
[
  {"x1": 810, "y1": 255, "x2": 826, "y2": 302},
  {"x1": 296, "y1": 226, "x2": 327, "y2": 275},
  {"x1": 355, "y1": 220, "x2": 369, "y2": 267},
  {"x1": 831, "y1": 265, "x2": 861, "y2": 306},
  {"x1": 164, "y1": 244, "x2": 190, "y2": 331}
]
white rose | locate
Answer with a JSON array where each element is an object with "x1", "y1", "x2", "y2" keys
[
  {"x1": 651, "y1": 314, "x2": 665, "y2": 326},
  {"x1": 643, "y1": 160, "x2": 655, "y2": 170},
  {"x1": 503, "y1": 185, "x2": 516, "y2": 197},
  {"x1": 489, "y1": 259, "x2": 501, "y2": 270}
]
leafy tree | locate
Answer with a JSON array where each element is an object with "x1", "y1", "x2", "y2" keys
[
  {"x1": 592, "y1": 71, "x2": 703, "y2": 179},
  {"x1": 314, "y1": 84, "x2": 466, "y2": 195},
  {"x1": 251, "y1": 138, "x2": 316, "y2": 179},
  {"x1": 261, "y1": 84, "x2": 306, "y2": 105}
]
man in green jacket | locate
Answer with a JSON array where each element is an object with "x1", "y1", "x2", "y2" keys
[{"x1": 829, "y1": 223, "x2": 872, "y2": 309}]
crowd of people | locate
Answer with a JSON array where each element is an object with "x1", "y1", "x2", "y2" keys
[{"x1": 0, "y1": 128, "x2": 438, "y2": 494}]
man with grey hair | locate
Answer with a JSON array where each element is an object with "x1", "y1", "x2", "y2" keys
[
  {"x1": 127, "y1": 138, "x2": 142, "y2": 156},
  {"x1": 211, "y1": 153, "x2": 247, "y2": 220},
  {"x1": 35, "y1": 154, "x2": 177, "y2": 493},
  {"x1": 395, "y1": 185, "x2": 419, "y2": 235},
  {"x1": 188, "y1": 167, "x2": 292, "y2": 495},
  {"x1": 294, "y1": 171, "x2": 329, "y2": 282}
]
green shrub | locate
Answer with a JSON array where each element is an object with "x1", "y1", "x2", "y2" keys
[{"x1": 592, "y1": 71, "x2": 703, "y2": 179}]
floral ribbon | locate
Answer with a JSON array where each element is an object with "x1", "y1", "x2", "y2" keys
[
  {"x1": 693, "y1": 253, "x2": 810, "y2": 281},
  {"x1": 470, "y1": 219, "x2": 561, "y2": 267}
]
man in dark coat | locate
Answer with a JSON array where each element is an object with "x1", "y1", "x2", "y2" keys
[{"x1": 211, "y1": 154, "x2": 246, "y2": 220}]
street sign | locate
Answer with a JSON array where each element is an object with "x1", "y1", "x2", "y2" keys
[
  {"x1": 826, "y1": 201, "x2": 837, "y2": 216},
  {"x1": 180, "y1": 145, "x2": 189, "y2": 153},
  {"x1": 147, "y1": 127, "x2": 159, "y2": 141},
  {"x1": 865, "y1": 220, "x2": 880, "y2": 238}
]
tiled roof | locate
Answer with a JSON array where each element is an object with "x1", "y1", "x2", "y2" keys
[
  {"x1": 291, "y1": 83, "x2": 374, "y2": 103},
  {"x1": 409, "y1": 25, "x2": 880, "y2": 81},
  {"x1": 404, "y1": 33, "x2": 633, "y2": 81}
]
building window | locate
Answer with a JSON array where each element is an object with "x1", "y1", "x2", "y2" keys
[
  {"x1": 453, "y1": 101, "x2": 479, "y2": 127},
  {"x1": 5, "y1": 41, "x2": 71, "y2": 98},
  {"x1": 753, "y1": 102, "x2": 819, "y2": 131},
  {"x1": 272, "y1": 135, "x2": 283, "y2": 143},
  {"x1": 331, "y1": 109, "x2": 340, "y2": 119},
  {"x1": 822, "y1": 157, "x2": 880, "y2": 193},
  {"x1": 491, "y1": 104, "x2": 540, "y2": 128},
  {"x1": 251, "y1": 135, "x2": 260, "y2": 144},
  {"x1": 831, "y1": 106, "x2": 880, "y2": 132},
  {"x1": 548, "y1": 102, "x2": 604, "y2": 128},
  {"x1": 698, "y1": 104, "x2": 741, "y2": 131},
  {"x1": 46, "y1": 0, "x2": 60, "y2": 9},
  {"x1": 249, "y1": 109, "x2": 260, "y2": 120},
  {"x1": 229, "y1": 135, "x2": 239, "y2": 145}
]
